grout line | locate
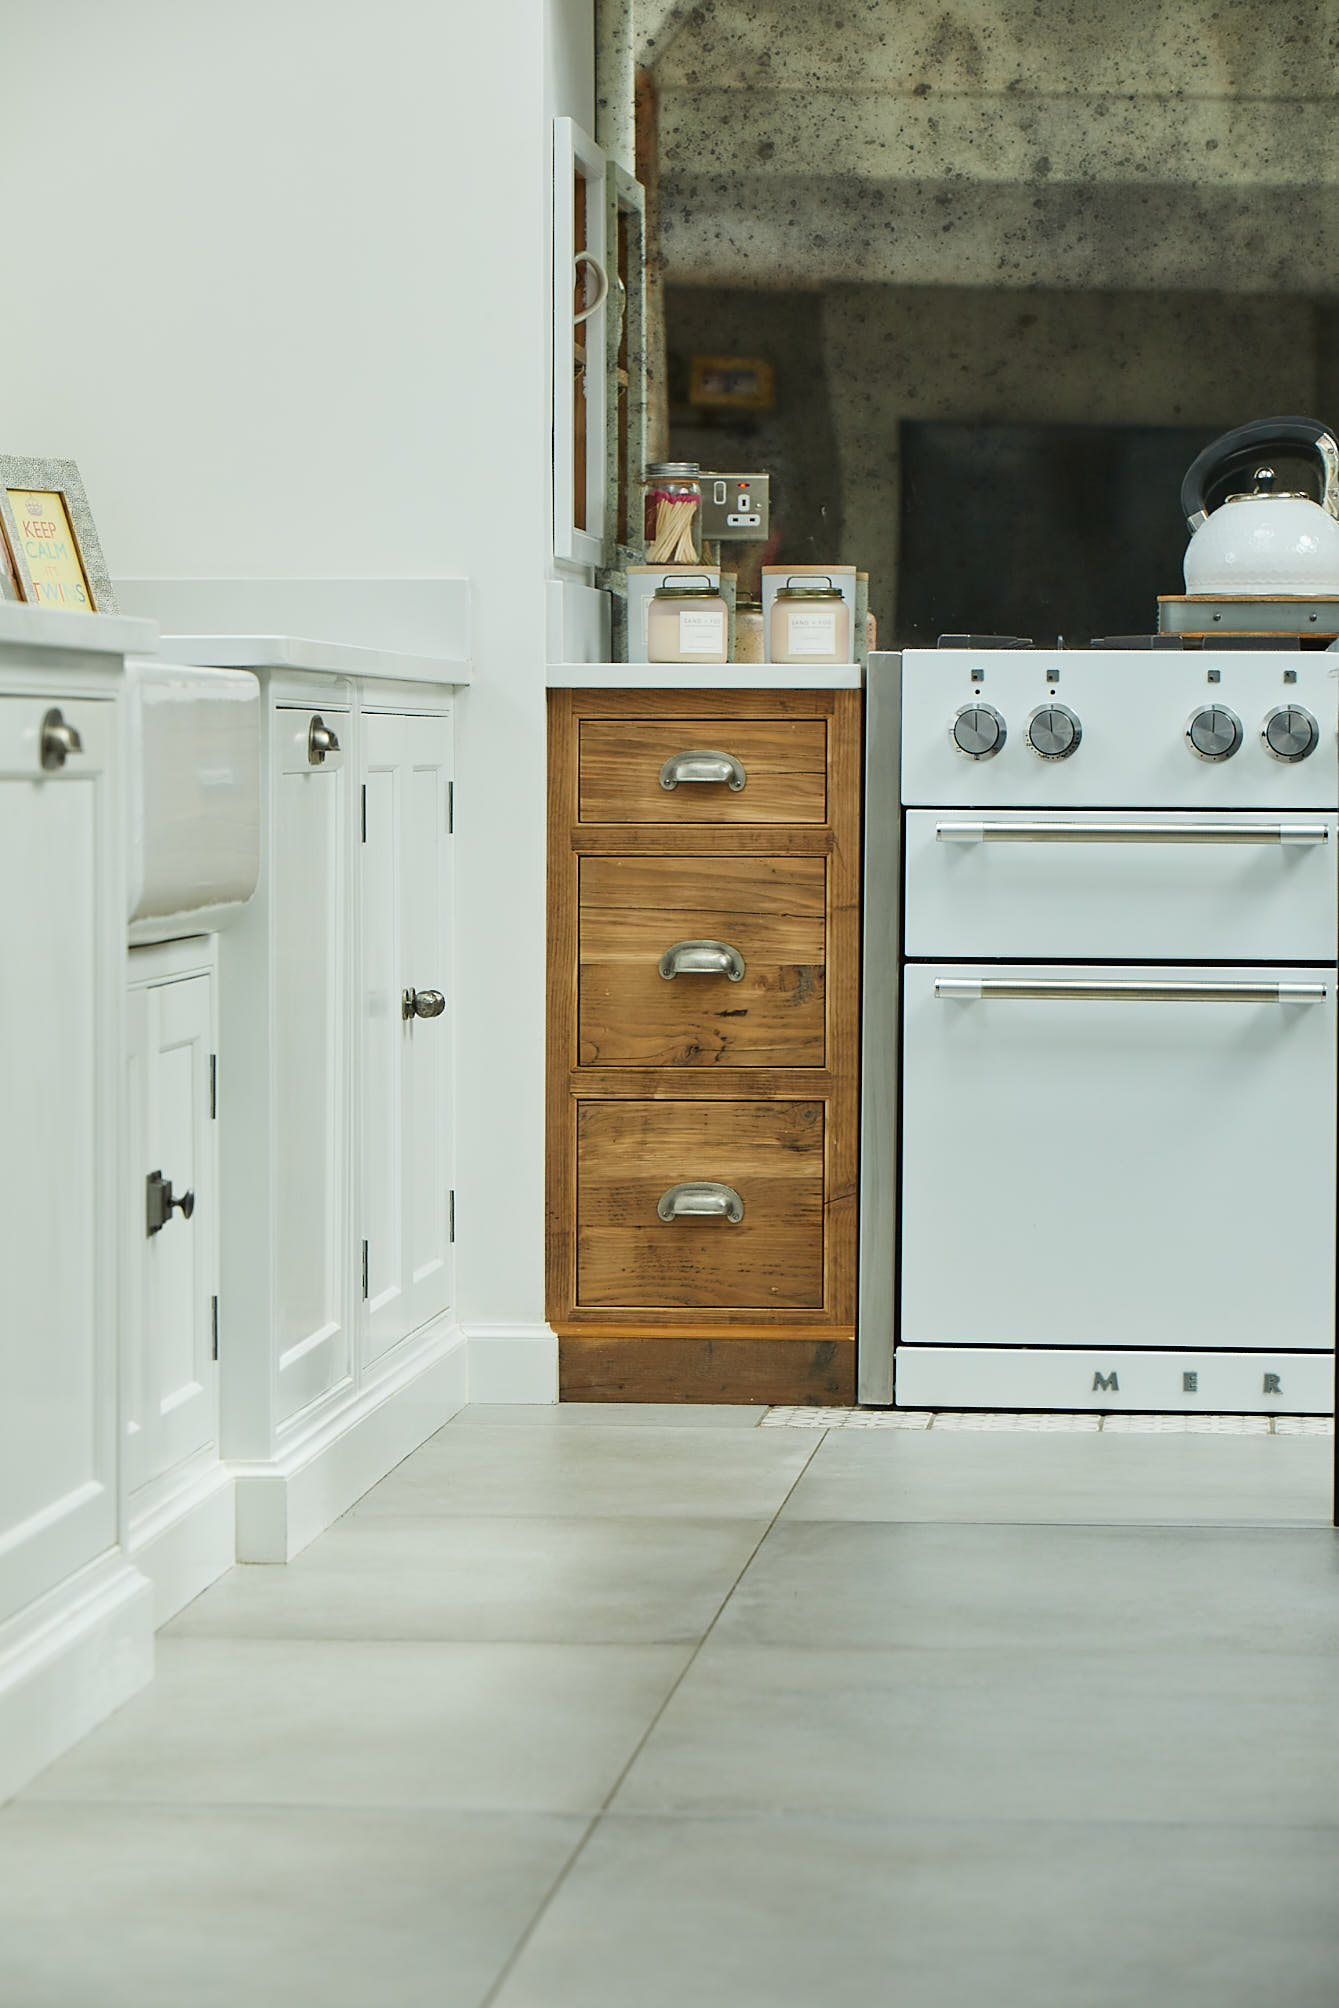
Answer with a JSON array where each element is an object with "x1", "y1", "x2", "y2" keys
[{"x1": 475, "y1": 1428, "x2": 833, "y2": 2007}]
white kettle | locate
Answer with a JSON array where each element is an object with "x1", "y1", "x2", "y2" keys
[{"x1": 1182, "y1": 417, "x2": 1339, "y2": 594}]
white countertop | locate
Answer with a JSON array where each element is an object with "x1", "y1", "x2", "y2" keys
[
  {"x1": 157, "y1": 634, "x2": 470, "y2": 685},
  {"x1": 547, "y1": 661, "x2": 865, "y2": 690},
  {"x1": 0, "y1": 601, "x2": 157, "y2": 658}
]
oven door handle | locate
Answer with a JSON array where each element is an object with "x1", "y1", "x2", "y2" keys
[
  {"x1": 935, "y1": 820, "x2": 1330, "y2": 846},
  {"x1": 935, "y1": 978, "x2": 1328, "y2": 1005}
]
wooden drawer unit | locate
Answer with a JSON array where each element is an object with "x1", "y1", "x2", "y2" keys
[
  {"x1": 579, "y1": 718, "x2": 828, "y2": 823},
  {"x1": 579, "y1": 854, "x2": 826, "y2": 1068},
  {"x1": 577, "y1": 1101, "x2": 825, "y2": 1308},
  {"x1": 549, "y1": 687, "x2": 861, "y2": 1404}
]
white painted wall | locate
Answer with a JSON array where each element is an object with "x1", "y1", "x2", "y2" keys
[{"x1": 0, "y1": 0, "x2": 598, "y2": 1357}]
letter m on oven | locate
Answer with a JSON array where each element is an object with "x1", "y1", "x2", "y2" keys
[{"x1": 1092, "y1": 1371, "x2": 1119, "y2": 1393}]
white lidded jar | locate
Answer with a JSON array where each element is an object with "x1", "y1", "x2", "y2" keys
[
  {"x1": 646, "y1": 575, "x2": 729, "y2": 664},
  {"x1": 769, "y1": 576, "x2": 850, "y2": 664}
]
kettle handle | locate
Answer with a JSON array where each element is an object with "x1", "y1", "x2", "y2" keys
[{"x1": 1181, "y1": 416, "x2": 1339, "y2": 530}]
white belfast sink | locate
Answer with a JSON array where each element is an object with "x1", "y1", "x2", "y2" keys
[{"x1": 125, "y1": 656, "x2": 262, "y2": 944}]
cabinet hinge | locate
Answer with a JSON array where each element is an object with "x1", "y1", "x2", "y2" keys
[
  {"x1": 362, "y1": 1239, "x2": 369, "y2": 1298},
  {"x1": 361, "y1": 784, "x2": 367, "y2": 844},
  {"x1": 209, "y1": 1053, "x2": 217, "y2": 1120},
  {"x1": 447, "y1": 780, "x2": 454, "y2": 834},
  {"x1": 211, "y1": 1295, "x2": 219, "y2": 1361},
  {"x1": 449, "y1": 1190, "x2": 455, "y2": 1244}
]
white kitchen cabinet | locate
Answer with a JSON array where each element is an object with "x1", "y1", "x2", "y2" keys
[
  {"x1": 360, "y1": 708, "x2": 455, "y2": 1366},
  {"x1": 123, "y1": 938, "x2": 219, "y2": 1500},
  {"x1": 220, "y1": 682, "x2": 355, "y2": 1471},
  {"x1": 0, "y1": 606, "x2": 157, "y2": 1805},
  {"x1": 188, "y1": 642, "x2": 464, "y2": 1563},
  {"x1": 0, "y1": 689, "x2": 120, "y2": 1625}
]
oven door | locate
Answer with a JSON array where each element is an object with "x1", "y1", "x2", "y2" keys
[{"x1": 900, "y1": 963, "x2": 1337, "y2": 1353}]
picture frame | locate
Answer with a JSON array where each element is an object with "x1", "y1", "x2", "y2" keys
[
  {"x1": 688, "y1": 354, "x2": 776, "y2": 412},
  {"x1": 0, "y1": 456, "x2": 116, "y2": 613}
]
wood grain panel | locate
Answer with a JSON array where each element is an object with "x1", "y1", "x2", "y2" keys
[
  {"x1": 579, "y1": 855, "x2": 826, "y2": 1068},
  {"x1": 559, "y1": 1334, "x2": 856, "y2": 1403},
  {"x1": 579, "y1": 720, "x2": 827, "y2": 824},
  {"x1": 577, "y1": 1100, "x2": 824, "y2": 1308}
]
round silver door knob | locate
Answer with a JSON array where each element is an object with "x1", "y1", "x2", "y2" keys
[
  {"x1": 951, "y1": 703, "x2": 1006, "y2": 759},
  {"x1": 1026, "y1": 703, "x2": 1081, "y2": 760},
  {"x1": 1186, "y1": 705, "x2": 1243, "y2": 762},
  {"x1": 402, "y1": 988, "x2": 446, "y2": 1020},
  {"x1": 1262, "y1": 704, "x2": 1319, "y2": 762}
]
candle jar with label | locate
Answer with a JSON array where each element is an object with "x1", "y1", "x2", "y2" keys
[
  {"x1": 646, "y1": 576, "x2": 729, "y2": 664},
  {"x1": 769, "y1": 576, "x2": 850, "y2": 665}
]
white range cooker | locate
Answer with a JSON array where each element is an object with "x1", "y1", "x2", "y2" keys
[{"x1": 859, "y1": 646, "x2": 1339, "y2": 1414}]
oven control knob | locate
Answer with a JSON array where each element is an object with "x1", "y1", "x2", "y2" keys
[
  {"x1": 1262, "y1": 704, "x2": 1319, "y2": 762},
  {"x1": 1186, "y1": 705, "x2": 1242, "y2": 762},
  {"x1": 1026, "y1": 703, "x2": 1081, "y2": 760},
  {"x1": 951, "y1": 703, "x2": 1006, "y2": 760}
]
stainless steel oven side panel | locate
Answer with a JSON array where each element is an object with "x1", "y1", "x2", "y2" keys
[
  {"x1": 858, "y1": 652, "x2": 901, "y2": 1404},
  {"x1": 900, "y1": 961, "x2": 1338, "y2": 1355},
  {"x1": 894, "y1": 1347, "x2": 1335, "y2": 1415},
  {"x1": 904, "y1": 809, "x2": 1339, "y2": 962},
  {"x1": 901, "y1": 649, "x2": 1339, "y2": 810}
]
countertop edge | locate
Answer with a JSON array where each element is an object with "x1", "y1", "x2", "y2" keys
[
  {"x1": 157, "y1": 633, "x2": 471, "y2": 685},
  {"x1": 546, "y1": 662, "x2": 865, "y2": 690}
]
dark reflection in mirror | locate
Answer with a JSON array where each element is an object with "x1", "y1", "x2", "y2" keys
[{"x1": 638, "y1": 0, "x2": 1339, "y2": 643}]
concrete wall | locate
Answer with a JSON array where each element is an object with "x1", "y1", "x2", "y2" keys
[
  {"x1": 0, "y1": 0, "x2": 596, "y2": 1358},
  {"x1": 653, "y1": 0, "x2": 1339, "y2": 292}
]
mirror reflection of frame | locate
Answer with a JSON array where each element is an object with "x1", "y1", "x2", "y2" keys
[{"x1": 0, "y1": 456, "x2": 117, "y2": 613}]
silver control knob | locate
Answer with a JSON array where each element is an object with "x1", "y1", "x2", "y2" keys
[
  {"x1": 1262, "y1": 704, "x2": 1318, "y2": 763},
  {"x1": 1026, "y1": 703, "x2": 1081, "y2": 760},
  {"x1": 952, "y1": 703, "x2": 1006, "y2": 760},
  {"x1": 1186, "y1": 705, "x2": 1242, "y2": 762}
]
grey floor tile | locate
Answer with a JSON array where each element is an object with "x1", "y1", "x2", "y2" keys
[
  {"x1": 492, "y1": 1813, "x2": 1339, "y2": 2008},
  {"x1": 713, "y1": 1520, "x2": 1339, "y2": 1652},
  {"x1": 451, "y1": 1403, "x2": 767, "y2": 1428},
  {"x1": 613, "y1": 1638, "x2": 1339, "y2": 1826},
  {"x1": 781, "y1": 1428, "x2": 1334, "y2": 1525},
  {"x1": 165, "y1": 1513, "x2": 764, "y2": 1645},
  {"x1": 25, "y1": 1637, "x2": 689, "y2": 1814},
  {"x1": 0, "y1": 1804, "x2": 581, "y2": 2008},
  {"x1": 351, "y1": 1422, "x2": 816, "y2": 1522}
]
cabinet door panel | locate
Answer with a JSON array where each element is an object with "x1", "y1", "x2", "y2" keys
[
  {"x1": 127, "y1": 972, "x2": 217, "y2": 1493},
  {"x1": 402, "y1": 718, "x2": 453, "y2": 1333},
  {"x1": 360, "y1": 711, "x2": 453, "y2": 1367},
  {"x1": 360, "y1": 724, "x2": 406, "y2": 1353},
  {"x1": 0, "y1": 698, "x2": 116, "y2": 1624},
  {"x1": 273, "y1": 707, "x2": 351, "y2": 1421}
]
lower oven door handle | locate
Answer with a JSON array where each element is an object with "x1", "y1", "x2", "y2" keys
[
  {"x1": 935, "y1": 820, "x2": 1330, "y2": 846},
  {"x1": 934, "y1": 978, "x2": 1328, "y2": 1005}
]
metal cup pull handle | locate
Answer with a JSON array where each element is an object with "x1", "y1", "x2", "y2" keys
[
  {"x1": 658, "y1": 939, "x2": 746, "y2": 983},
  {"x1": 573, "y1": 249, "x2": 608, "y2": 326},
  {"x1": 659, "y1": 749, "x2": 747, "y2": 792},
  {"x1": 402, "y1": 987, "x2": 446, "y2": 1020},
  {"x1": 656, "y1": 1181, "x2": 745, "y2": 1224},
  {"x1": 308, "y1": 715, "x2": 341, "y2": 764},
  {"x1": 40, "y1": 708, "x2": 83, "y2": 771}
]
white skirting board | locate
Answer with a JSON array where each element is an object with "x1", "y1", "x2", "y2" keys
[
  {"x1": 467, "y1": 1323, "x2": 559, "y2": 1404},
  {"x1": 0, "y1": 1553, "x2": 154, "y2": 1806},
  {"x1": 127, "y1": 1461, "x2": 237, "y2": 1629},
  {"x1": 231, "y1": 1323, "x2": 470, "y2": 1563}
]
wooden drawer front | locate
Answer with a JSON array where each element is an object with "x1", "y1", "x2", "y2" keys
[
  {"x1": 578, "y1": 855, "x2": 826, "y2": 1068},
  {"x1": 577, "y1": 1101, "x2": 825, "y2": 1308},
  {"x1": 579, "y1": 720, "x2": 828, "y2": 824}
]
